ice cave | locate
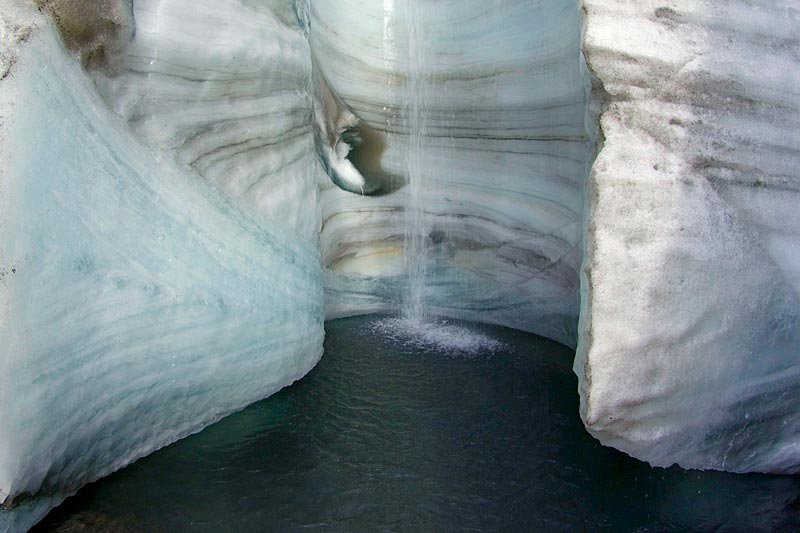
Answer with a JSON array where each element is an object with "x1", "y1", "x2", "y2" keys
[{"x1": 1, "y1": 0, "x2": 799, "y2": 530}]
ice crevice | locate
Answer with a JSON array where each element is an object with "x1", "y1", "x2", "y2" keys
[{"x1": 0, "y1": 0, "x2": 799, "y2": 529}]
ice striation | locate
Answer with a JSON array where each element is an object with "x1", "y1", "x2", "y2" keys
[
  {"x1": 312, "y1": 0, "x2": 592, "y2": 346},
  {"x1": 0, "y1": 0, "x2": 799, "y2": 530},
  {"x1": 0, "y1": 2, "x2": 323, "y2": 528},
  {"x1": 90, "y1": 0, "x2": 323, "y2": 240}
]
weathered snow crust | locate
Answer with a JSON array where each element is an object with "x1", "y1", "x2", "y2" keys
[{"x1": 577, "y1": 0, "x2": 800, "y2": 473}]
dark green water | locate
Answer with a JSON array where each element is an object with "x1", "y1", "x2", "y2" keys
[{"x1": 35, "y1": 316, "x2": 800, "y2": 532}]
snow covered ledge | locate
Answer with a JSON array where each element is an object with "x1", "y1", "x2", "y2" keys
[{"x1": 576, "y1": 0, "x2": 800, "y2": 473}]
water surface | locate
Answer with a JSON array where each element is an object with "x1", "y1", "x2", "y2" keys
[{"x1": 36, "y1": 316, "x2": 800, "y2": 531}]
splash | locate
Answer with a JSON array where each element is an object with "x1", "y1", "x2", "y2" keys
[{"x1": 370, "y1": 317, "x2": 507, "y2": 357}]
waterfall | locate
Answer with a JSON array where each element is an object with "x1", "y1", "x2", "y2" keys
[
  {"x1": 401, "y1": 0, "x2": 430, "y2": 323},
  {"x1": 380, "y1": 2, "x2": 504, "y2": 355}
]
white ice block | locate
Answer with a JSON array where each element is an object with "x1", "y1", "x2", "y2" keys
[{"x1": 0, "y1": 12, "x2": 324, "y2": 524}]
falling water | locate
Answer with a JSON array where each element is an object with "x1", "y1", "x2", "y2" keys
[
  {"x1": 401, "y1": 0, "x2": 430, "y2": 323},
  {"x1": 392, "y1": 3, "x2": 504, "y2": 355}
]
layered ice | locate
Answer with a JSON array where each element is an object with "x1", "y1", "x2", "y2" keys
[
  {"x1": 312, "y1": 0, "x2": 593, "y2": 346},
  {"x1": 2, "y1": 0, "x2": 800, "y2": 529},
  {"x1": 90, "y1": 0, "x2": 323, "y2": 241},
  {"x1": 0, "y1": 4, "x2": 323, "y2": 526}
]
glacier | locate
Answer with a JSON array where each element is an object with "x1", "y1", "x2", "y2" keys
[{"x1": 0, "y1": 0, "x2": 799, "y2": 529}]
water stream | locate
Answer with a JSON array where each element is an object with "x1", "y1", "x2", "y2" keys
[{"x1": 401, "y1": 0, "x2": 430, "y2": 324}]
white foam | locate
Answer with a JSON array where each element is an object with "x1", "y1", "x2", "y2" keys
[{"x1": 369, "y1": 317, "x2": 506, "y2": 357}]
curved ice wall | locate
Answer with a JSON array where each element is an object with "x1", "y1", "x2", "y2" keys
[
  {"x1": 0, "y1": 1, "x2": 324, "y2": 528},
  {"x1": 311, "y1": 0, "x2": 592, "y2": 346},
  {"x1": 2, "y1": 0, "x2": 800, "y2": 528}
]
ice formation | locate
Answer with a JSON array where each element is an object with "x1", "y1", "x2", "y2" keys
[
  {"x1": 576, "y1": 0, "x2": 800, "y2": 474},
  {"x1": 313, "y1": 1, "x2": 591, "y2": 345},
  {"x1": 0, "y1": 0, "x2": 799, "y2": 529},
  {"x1": 0, "y1": 1, "x2": 323, "y2": 529}
]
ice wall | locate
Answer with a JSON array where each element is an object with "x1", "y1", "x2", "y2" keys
[
  {"x1": 90, "y1": 0, "x2": 323, "y2": 241},
  {"x1": 577, "y1": 0, "x2": 800, "y2": 473},
  {"x1": 0, "y1": 2, "x2": 323, "y2": 527},
  {"x1": 311, "y1": 0, "x2": 593, "y2": 346},
  {"x1": 3, "y1": 2, "x2": 800, "y2": 531}
]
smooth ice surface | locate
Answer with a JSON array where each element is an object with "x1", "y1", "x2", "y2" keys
[
  {"x1": 0, "y1": 16, "x2": 323, "y2": 525},
  {"x1": 32, "y1": 317, "x2": 800, "y2": 532},
  {"x1": 312, "y1": 0, "x2": 592, "y2": 346},
  {"x1": 91, "y1": 0, "x2": 323, "y2": 241},
  {"x1": 578, "y1": 0, "x2": 800, "y2": 473}
]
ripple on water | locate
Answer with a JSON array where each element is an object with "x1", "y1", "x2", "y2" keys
[{"x1": 33, "y1": 315, "x2": 800, "y2": 532}]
